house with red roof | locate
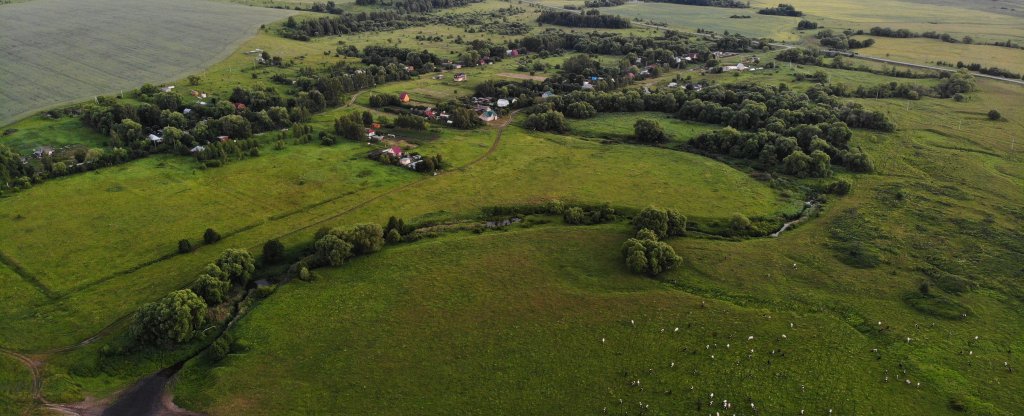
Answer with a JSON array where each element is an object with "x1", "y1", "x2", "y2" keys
[
  {"x1": 399, "y1": 92, "x2": 410, "y2": 103},
  {"x1": 384, "y1": 146, "x2": 403, "y2": 157}
]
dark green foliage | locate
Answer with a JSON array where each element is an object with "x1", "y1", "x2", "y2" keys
[
  {"x1": 564, "y1": 101, "x2": 597, "y2": 119},
  {"x1": 314, "y1": 234, "x2": 354, "y2": 267},
  {"x1": 262, "y1": 239, "x2": 285, "y2": 264},
  {"x1": 920, "y1": 267, "x2": 977, "y2": 294},
  {"x1": 178, "y1": 239, "x2": 194, "y2": 254},
  {"x1": 537, "y1": 10, "x2": 631, "y2": 29},
  {"x1": 633, "y1": 206, "x2": 669, "y2": 238},
  {"x1": 386, "y1": 228, "x2": 403, "y2": 244},
  {"x1": 936, "y1": 70, "x2": 977, "y2": 98},
  {"x1": 395, "y1": 114, "x2": 427, "y2": 130},
  {"x1": 342, "y1": 224, "x2": 386, "y2": 255},
  {"x1": 369, "y1": 93, "x2": 402, "y2": 108},
  {"x1": 645, "y1": 0, "x2": 747, "y2": 7},
  {"x1": 562, "y1": 203, "x2": 616, "y2": 225},
  {"x1": 730, "y1": 213, "x2": 751, "y2": 231},
  {"x1": 334, "y1": 112, "x2": 364, "y2": 140},
  {"x1": 192, "y1": 274, "x2": 230, "y2": 305},
  {"x1": 797, "y1": 20, "x2": 818, "y2": 30},
  {"x1": 203, "y1": 228, "x2": 221, "y2": 244},
  {"x1": 666, "y1": 210, "x2": 687, "y2": 236},
  {"x1": 758, "y1": 3, "x2": 803, "y2": 16},
  {"x1": 314, "y1": 224, "x2": 385, "y2": 266},
  {"x1": 633, "y1": 119, "x2": 668, "y2": 143},
  {"x1": 988, "y1": 110, "x2": 1001, "y2": 120},
  {"x1": 216, "y1": 249, "x2": 257, "y2": 286},
  {"x1": 130, "y1": 289, "x2": 207, "y2": 346},
  {"x1": 621, "y1": 232, "x2": 683, "y2": 276},
  {"x1": 824, "y1": 178, "x2": 852, "y2": 195},
  {"x1": 523, "y1": 110, "x2": 569, "y2": 133}
]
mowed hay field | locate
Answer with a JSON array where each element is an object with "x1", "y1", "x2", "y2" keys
[
  {"x1": 0, "y1": 119, "x2": 790, "y2": 351},
  {"x1": 851, "y1": 36, "x2": 1024, "y2": 74},
  {"x1": 546, "y1": 0, "x2": 1024, "y2": 42},
  {"x1": 172, "y1": 226, "x2": 955, "y2": 415},
  {"x1": 0, "y1": 0, "x2": 293, "y2": 126}
]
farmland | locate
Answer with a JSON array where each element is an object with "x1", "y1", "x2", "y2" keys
[
  {"x1": 0, "y1": 0, "x2": 292, "y2": 125},
  {"x1": 0, "y1": 0, "x2": 1022, "y2": 414}
]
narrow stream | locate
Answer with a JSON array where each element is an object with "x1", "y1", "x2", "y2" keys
[{"x1": 769, "y1": 200, "x2": 819, "y2": 238}]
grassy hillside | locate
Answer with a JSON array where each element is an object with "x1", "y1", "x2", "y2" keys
[
  {"x1": 173, "y1": 223, "x2": 1005, "y2": 414},
  {"x1": 0, "y1": 0, "x2": 293, "y2": 125}
]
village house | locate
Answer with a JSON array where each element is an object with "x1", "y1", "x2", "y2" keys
[
  {"x1": 541, "y1": 91, "x2": 556, "y2": 100},
  {"x1": 496, "y1": 99, "x2": 510, "y2": 108},
  {"x1": 384, "y1": 146, "x2": 403, "y2": 157},
  {"x1": 216, "y1": 136, "x2": 231, "y2": 143},
  {"x1": 399, "y1": 92, "x2": 410, "y2": 103},
  {"x1": 147, "y1": 133, "x2": 164, "y2": 144},
  {"x1": 190, "y1": 145, "x2": 206, "y2": 153},
  {"x1": 159, "y1": 85, "x2": 175, "y2": 93},
  {"x1": 454, "y1": 73, "x2": 467, "y2": 82}
]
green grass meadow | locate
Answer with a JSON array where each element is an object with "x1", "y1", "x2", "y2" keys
[{"x1": 0, "y1": 0, "x2": 1022, "y2": 413}]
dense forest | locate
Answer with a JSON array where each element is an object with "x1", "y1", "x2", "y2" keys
[
  {"x1": 646, "y1": 0, "x2": 748, "y2": 8},
  {"x1": 758, "y1": 3, "x2": 803, "y2": 16},
  {"x1": 537, "y1": 10, "x2": 632, "y2": 29}
]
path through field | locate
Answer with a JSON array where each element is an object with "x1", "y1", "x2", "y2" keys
[{"x1": 0, "y1": 0, "x2": 293, "y2": 126}]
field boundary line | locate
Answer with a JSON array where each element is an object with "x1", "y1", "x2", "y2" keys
[{"x1": 0, "y1": 249, "x2": 58, "y2": 299}]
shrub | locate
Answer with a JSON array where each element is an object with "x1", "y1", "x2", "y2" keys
[
  {"x1": 203, "y1": 228, "x2": 221, "y2": 244},
  {"x1": 987, "y1": 109, "x2": 1001, "y2": 120},
  {"x1": 178, "y1": 239, "x2": 194, "y2": 254},
  {"x1": 386, "y1": 228, "x2": 402, "y2": 244},
  {"x1": 633, "y1": 119, "x2": 668, "y2": 143},
  {"x1": 262, "y1": 239, "x2": 285, "y2": 264},
  {"x1": 730, "y1": 213, "x2": 752, "y2": 231}
]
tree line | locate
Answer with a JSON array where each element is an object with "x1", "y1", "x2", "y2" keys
[
  {"x1": 758, "y1": 3, "x2": 802, "y2": 16},
  {"x1": 537, "y1": 10, "x2": 632, "y2": 29},
  {"x1": 645, "y1": 0, "x2": 747, "y2": 8}
]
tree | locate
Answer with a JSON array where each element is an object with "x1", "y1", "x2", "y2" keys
[
  {"x1": 523, "y1": 110, "x2": 568, "y2": 133},
  {"x1": 192, "y1": 274, "x2": 230, "y2": 305},
  {"x1": 620, "y1": 232, "x2": 682, "y2": 277},
  {"x1": 219, "y1": 115, "x2": 252, "y2": 139},
  {"x1": 334, "y1": 113, "x2": 364, "y2": 140},
  {"x1": 782, "y1": 150, "x2": 812, "y2": 177},
  {"x1": 564, "y1": 206, "x2": 586, "y2": 225},
  {"x1": 262, "y1": 239, "x2": 285, "y2": 264},
  {"x1": 204, "y1": 228, "x2": 221, "y2": 244},
  {"x1": 154, "y1": 92, "x2": 181, "y2": 111},
  {"x1": 362, "y1": 111, "x2": 374, "y2": 126},
  {"x1": 178, "y1": 239, "x2": 194, "y2": 254},
  {"x1": 130, "y1": 289, "x2": 207, "y2": 345},
  {"x1": 633, "y1": 119, "x2": 668, "y2": 143},
  {"x1": 565, "y1": 101, "x2": 597, "y2": 119},
  {"x1": 809, "y1": 149, "x2": 832, "y2": 177},
  {"x1": 988, "y1": 110, "x2": 1001, "y2": 120},
  {"x1": 666, "y1": 209, "x2": 687, "y2": 236},
  {"x1": 633, "y1": 206, "x2": 669, "y2": 238},
  {"x1": 187, "y1": 75, "x2": 202, "y2": 86},
  {"x1": 341, "y1": 224, "x2": 385, "y2": 255},
  {"x1": 216, "y1": 249, "x2": 256, "y2": 286},
  {"x1": 315, "y1": 234, "x2": 354, "y2": 266}
]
